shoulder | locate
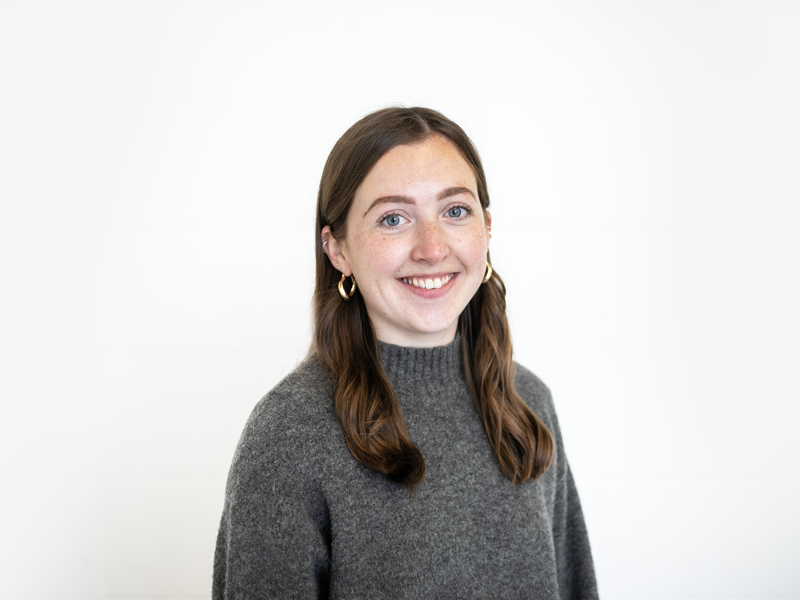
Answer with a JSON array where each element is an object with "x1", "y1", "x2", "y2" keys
[
  {"x1": 513, "y1": 362, "x2": 566, "y2": 452},
  {"x1": 513, "y1": 363, "x2": 556, "y2": 422},
  {"x1": 247, "y1": 357, "x2": 333, "y2": 435},
  {"x1": 230, "y1": 357, "x2": 342, "y2": 480}
]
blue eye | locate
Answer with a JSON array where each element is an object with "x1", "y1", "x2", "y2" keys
[
  {"x1": 447, "y1": 206, "x2": 464, "y2": 218},
  {"x1": 379, "y1": 213, "x2": 408, "y2": 227}
]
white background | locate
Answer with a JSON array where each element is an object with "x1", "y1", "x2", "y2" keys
[{"x1": 1, "y1": 1, "x2": 798, "y2": 599}]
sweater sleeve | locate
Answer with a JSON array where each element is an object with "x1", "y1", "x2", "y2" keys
[
  {"x1": 212, "y1": 393, "x2": 332, "y2": 600},
  {"x1": 551, "y1": 459, "x2": 598, "y2": 599},
  {"x1": 515, "y1": 365, "x2": 599, "y2": 600}
]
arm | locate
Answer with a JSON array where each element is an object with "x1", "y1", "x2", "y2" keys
[
  {"x1": 551, "y1": 459, "x2": 598, "y2": 600},
  {"x1": 212, "y1": 396, "x2": 331, "y2": 600},
  {"x1": 514, "y1": 365, "x2": 598, "y2": 599}
]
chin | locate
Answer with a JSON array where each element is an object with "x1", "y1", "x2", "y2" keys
[{"x1": 408, "y1": 318, "x2": 460, "y2": 337}]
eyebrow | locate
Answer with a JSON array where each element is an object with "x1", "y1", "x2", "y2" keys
[{"x1": 363, "y1": 187, "x2": 476, "y2": 217}]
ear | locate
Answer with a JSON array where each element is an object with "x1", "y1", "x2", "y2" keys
[
  {"x1": 484, "y1": 210, "x2": 492, "y2": 245},
  {"x1": 321, "y1": 225, "x2": 352, "y2": 277}
]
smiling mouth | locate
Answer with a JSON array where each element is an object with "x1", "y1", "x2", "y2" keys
[{"x1": 400, "y1": 274, "x2": 455, "y2": 290}]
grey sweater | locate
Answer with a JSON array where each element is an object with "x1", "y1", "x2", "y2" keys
[{"x1": 213, "y1": 336, "x2": 598, "y2": 599}]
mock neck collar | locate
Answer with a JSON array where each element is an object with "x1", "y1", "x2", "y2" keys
[{"x1": 377, "y1": 333, "x2": 464, "y2": 385}]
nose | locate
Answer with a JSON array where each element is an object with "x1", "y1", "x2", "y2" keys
[{"x1": 411, "y1": 219, "x2": 448, "y2": 263}]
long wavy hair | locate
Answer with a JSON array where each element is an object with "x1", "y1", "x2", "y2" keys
[{"x1": 311, "y1": 107, "x2": 554, "y2": 488}]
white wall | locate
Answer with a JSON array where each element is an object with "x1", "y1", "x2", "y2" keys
[{"x1": 1, "y1": 1, "x2": 798, "y2": 598}]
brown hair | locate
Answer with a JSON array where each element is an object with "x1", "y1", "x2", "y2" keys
[{"x1": 311, "y1": 107, "x2": 554, "y2": 488}]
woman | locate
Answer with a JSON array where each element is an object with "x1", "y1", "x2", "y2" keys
[{"x1": 213, "y1": 107, "x2": 598, "y2": 599}]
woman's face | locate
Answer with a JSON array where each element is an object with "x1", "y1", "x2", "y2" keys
[{"x1": 323, "y1": 135, "x2": 491, "y2": 348}]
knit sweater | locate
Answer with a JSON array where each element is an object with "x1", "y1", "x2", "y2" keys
[{"x1": 213, "y1": 336, "x2": 598, "y2": 599}]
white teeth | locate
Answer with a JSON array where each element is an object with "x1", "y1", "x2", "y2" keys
[{"x1": 404, "y1": 274, "x2": 453, "y2": 289}]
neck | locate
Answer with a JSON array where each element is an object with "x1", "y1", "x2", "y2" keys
[{"x1": 372, "y1": 322, "x2": 458, "y2": 349}]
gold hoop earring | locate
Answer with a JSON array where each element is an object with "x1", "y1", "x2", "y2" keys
[
  {"x1": 338, "y1": 273, "x2": 357, "y2": 301},
  {"x1": 482, "y1": 261, "x2": 493, "y2": 283}
]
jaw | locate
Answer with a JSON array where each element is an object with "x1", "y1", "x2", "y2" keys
[
  {"x1": 369, "y1": 285, "x2": 466, "y2": 346},
  {"x1": 369, "y1": 313, "x2": 460, "y2": 348},
  {"x1": 358, "y1": 268, "x2": 483, "y2": 347}
]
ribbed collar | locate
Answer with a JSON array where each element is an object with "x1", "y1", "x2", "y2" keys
[{"x1": 377, "y1": 333, "x2": 464, "y2": 386}]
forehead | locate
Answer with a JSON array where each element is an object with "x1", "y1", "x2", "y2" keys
[{"x1": 356, "y1": 135, "x2": 477, "y2": 200}]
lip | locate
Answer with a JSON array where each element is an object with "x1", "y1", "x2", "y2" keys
[{"x1": 397, "y1": 272, "x2": 458, "y2": 298}]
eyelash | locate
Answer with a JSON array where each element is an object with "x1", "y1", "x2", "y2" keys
[{"x1": 377, "y1": 204, "x2": 474, "y2": 228}]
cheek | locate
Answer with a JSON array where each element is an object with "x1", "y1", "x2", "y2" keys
[
  {"x1": 461, "y1": 231, "x2": 488, "y2": 269},
  {"x1": 353, "y1": 236, "x2": 404, "y2": 278}
]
